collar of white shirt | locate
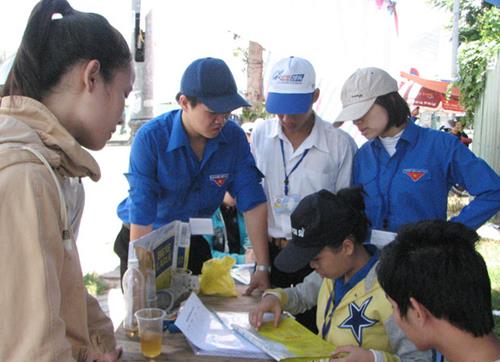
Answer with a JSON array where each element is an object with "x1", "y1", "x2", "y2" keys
[{"x1": 267, "y1": 113, "x2": 330, "y2": 155}]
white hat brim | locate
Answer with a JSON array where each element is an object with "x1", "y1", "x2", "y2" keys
[{"x1": 335, "y1": 98, "x2": 376, "y2": 123}]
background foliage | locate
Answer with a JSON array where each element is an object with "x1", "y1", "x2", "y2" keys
[
  {"x1": 429, "y1": 0, "x2": 500, "y2": 125},
  {"x1": 241, "y1": 101, "x2": 269, "y2": 123},
  {"x1": 84, "y1": 272, "x2": 108, "y2": 296}
]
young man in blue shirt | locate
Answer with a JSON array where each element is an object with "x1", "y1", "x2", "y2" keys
[{"x1": 114, "y1": 57, "x2": 270, "y2": 292}]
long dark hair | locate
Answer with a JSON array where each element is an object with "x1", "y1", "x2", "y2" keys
[
  {"x1": 374, "y1": 91, "x2": 410, "y2": 130},
  {"x1": 2, "y1": 0, "x2": 131, "y2": 100},
  {"x1": 336, "y1": 187, "x2": 370, "y2": 245},
  {"x1": 325, "y1": 187, "x2": 370, "y2": 250}
]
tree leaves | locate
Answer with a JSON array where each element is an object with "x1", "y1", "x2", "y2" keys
[{"x1": 428, "y1": 0, "x2": 499, "y2": 125}]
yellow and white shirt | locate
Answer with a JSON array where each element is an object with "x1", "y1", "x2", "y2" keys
[{"x1": 267, "y1": 252, "x2": 431, "y2": 361}]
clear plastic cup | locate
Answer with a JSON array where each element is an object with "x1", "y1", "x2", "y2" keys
[
  {"x1": 170, "y1": 268, "x2": 193, "y2": 290},
  {"x1": 171, "y1": 268, "x2": 199, "y2": 294},
  {"x1": 134, "y1": 308, "x2": 166, "y2": 358}
]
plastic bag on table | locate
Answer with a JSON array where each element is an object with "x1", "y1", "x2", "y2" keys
[{"x1": 199, "y1": 256, "x2": 238, "y2": 297}]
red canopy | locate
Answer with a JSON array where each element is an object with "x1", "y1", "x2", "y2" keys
[{"x1": 399, "y1": 71, "x2": 465, "y2": 112}]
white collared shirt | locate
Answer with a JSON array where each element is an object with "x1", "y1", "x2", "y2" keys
[{"x1": 251, "y1": 114, "x2": 357, "y2": 239}]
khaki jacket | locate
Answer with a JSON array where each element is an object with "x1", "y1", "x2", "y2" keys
[{"x1": 0, "y1": 96, "x2": 116, "y2": 361}]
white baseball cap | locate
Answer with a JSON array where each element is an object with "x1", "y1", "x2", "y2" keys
[
  {"x1": 335, "y1": 67, "x2": 398, "y2": 122},
  {"x1": 266, "y1": 56, "x2": 316, "y2": 115}
]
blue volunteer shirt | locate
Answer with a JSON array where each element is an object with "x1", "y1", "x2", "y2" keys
[
  {"x1": 332, "y1": 245, "x2": 380, "y2": 309},
  {"x1": 353, "y1": 121, "x2": 500, "y2": 232},
  {"x1": 117, "y1": 109, "x2": 266, "y2": 228}
]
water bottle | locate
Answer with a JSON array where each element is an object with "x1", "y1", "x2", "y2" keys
[
  {"x1": 123, "y1": 246, "x2": 145, "y2": 337},
  {"x1": 144, "y1": 267, "x2": 157, "y2": 308}
]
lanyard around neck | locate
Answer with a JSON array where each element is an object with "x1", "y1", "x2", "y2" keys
[
  {"x1": 321, "y1": 289, "x2": 337, "y2": 339},
  {"x1": 280, "y1": 139, "x2": 309, "y2": 196},
  {"x1": 375, "y1": 142, "x2": 406, "y2": 230}
]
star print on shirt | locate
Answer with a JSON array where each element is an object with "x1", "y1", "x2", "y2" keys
[{"x1": 338, "y1": 296, "x2": 378, "y2": 345}]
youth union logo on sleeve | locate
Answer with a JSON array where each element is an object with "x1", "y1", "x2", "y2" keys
[
  {"x1": 403, "y1": 169, "x2": 427, "y2": 182},
  {"x1": 209, "y1": 174, "x2": 229, "y2": 187}
]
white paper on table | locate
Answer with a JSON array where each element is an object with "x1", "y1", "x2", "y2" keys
[
  {"x1": 216, "y1": 310, "x2": 276, "y2": 330},
  {"x1": 189, "y1": 218, "x2": 213, "y2": 235},
  {"x1": 175, "y1": 293, "x2": 267, "y2": 357},
  {"x1": 370, "y1": 229, "x2": 397, "y2": 249}
]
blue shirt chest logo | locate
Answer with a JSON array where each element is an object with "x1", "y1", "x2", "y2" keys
[
  {"x1": 210, "y1": 173, "x2": 229, "y2": 187},
  {"x1": 338, "y1": 296, "x2": 378, "y2": 345},
  {"x1": 403, "y1": 168, "x2": 428, "y2": 182}
]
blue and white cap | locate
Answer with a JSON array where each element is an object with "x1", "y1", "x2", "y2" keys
[{"x1": 265, "y1": 56, "x2": 316, "y2": 115}]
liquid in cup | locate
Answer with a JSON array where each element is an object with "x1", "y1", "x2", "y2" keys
[
  {"x1": 135, "y1": 308, "x2": 166, "y2": 358},
  {"x1": 140, "y1": 330, "x2": 163, "y2": 358}
]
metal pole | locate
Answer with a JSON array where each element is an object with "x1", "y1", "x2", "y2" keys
[
  {"x1": 451, "y1": 0, "x2": 460, "y2": 80},
  {"x1": 129, "y1": 0, "x2": 153, "y2": 141},
  {"x1": 132, "y1": 0, "x2": 140, "y2": 12}
]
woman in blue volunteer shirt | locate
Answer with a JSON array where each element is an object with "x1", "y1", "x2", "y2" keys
[
  {"x1": 115, "y1": 58, "x2": 271, "y2": 293},
  {"x1": 335, "y1": 67, "x2": 500, "y2": 237}
]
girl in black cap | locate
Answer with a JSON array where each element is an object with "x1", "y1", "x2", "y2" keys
[{"x1": 249, "y1": 187, "x2": 431, "y2": 361}]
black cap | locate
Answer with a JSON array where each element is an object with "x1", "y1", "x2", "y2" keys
[{"x1": 274, "y1": 189, "x2": 364, "y2": 273}]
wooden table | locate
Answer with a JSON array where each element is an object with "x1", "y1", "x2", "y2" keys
[{"x1": 117, "y1": 285, "x2": 274, "y2": 361}]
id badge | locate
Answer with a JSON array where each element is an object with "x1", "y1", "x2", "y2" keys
[{"x1": 273, "y1": 194, "x2": 300, "y2": 215}]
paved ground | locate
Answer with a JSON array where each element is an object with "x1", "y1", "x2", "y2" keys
[
  {"x1": 79, "y1": 144, "x2": 130, "y2": 276},
  {"x1": 79, "y1": 144, "x2": 130, "y2": 329}
]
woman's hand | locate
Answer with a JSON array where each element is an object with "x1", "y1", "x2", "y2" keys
[
  {"x1": 330, "y1": 345, "x2": 374, "y2": 362},
  {"x1": 248, "y1": 294, "x2": 282, "y2": 330}
]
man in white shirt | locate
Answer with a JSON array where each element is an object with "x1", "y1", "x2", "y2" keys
[{"x1": 251, "y1": 56, "x2": 357, "y2": 331}]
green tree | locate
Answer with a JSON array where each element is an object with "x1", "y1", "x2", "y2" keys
[
  {"x1": 429, "y1": 0, "x2": 500, "y2": 125},
  {"x1": 240, "y1": 101, "x2": 269, "y2": 123}
]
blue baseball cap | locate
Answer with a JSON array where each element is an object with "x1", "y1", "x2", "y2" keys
[
  {"x1": 180, "y1": 57, "x2": 250, "y2": 113},
  {"x1": 265, "y1": 56, "x2": 316, "y2": 115}
]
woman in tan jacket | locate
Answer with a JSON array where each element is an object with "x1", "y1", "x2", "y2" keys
[{"x1": 0, "y1": 0, "x2": 133, "y2": 361}]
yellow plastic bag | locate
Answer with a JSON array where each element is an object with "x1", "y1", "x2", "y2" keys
[{"x1": 199, "y1": 256, "x2": 238, "y2": 297}]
